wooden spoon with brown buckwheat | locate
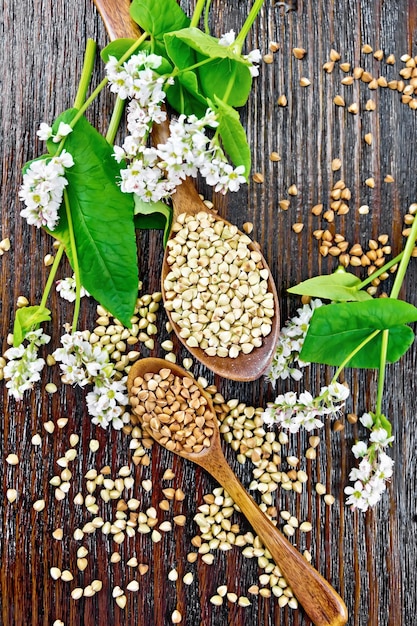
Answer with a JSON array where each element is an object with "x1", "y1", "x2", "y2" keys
[
  {"x1": 127, "y1": 357, "x2": 348, "y2": 626},
  {"x1": 93, "y1": 0, "x2": 280, "y2": 383}
]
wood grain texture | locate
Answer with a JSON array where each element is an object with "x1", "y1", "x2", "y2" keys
[{"x1": 1, "y1": 1, "x2": 417, "y2": 625}]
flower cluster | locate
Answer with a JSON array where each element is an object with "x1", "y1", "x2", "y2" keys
[
  {"x1": 262, "y1": 381, "x2": 350, "y2": 433},
  {"x1": 3, "y1": 329, "x2": 50, "y2": 400},
  {"x1": 56, "y1": 275, "x2": 90, "y2": 302},
  {"x1": 116, "y1": 105, "x2": 247, "y2": 202},
  {"x1": 107, "y1": 50, "x2": 247, "y2": 202},
  {"x1": 53, "y1": 332, "x2": 129, "y2": 429},
  {"x1": 264, "y1": 299, "x2": 323, "y2": 385},
  {"x1": 19, "y1": 150, "x2": 74, "y2": 230},
  {"x1": 106, "y1": 52, "x2": 168, "y2": 104},
  {"x1": 344, "y1": 413, "x2": 394, "y2": 511}
]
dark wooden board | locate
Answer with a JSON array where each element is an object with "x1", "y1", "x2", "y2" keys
[{"x1": 1, "y1": 1, "x2": 417, "y2": 625}]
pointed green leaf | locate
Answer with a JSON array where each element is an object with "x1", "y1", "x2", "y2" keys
[
  {"x1": 198, "y1": 56, "x2": 252, "y2": 107},
  {"x1": 49, "y1": 111, "x2": 138, "y2": 327},
  {"x1": 164, "y1": 28, "x2": 252, "y2": 107},
  {"x1": 100, "y1": 39, "x2": 137, "y2": 62},
  {"x1": 300, "y1": 299, "x2": 417, "y2": 368},
  {"x1": 130, "y1": 0, "x2": 190, "y2": 39},
  {"x1": 211, "y1": 96, "x2": 250, "y2": 175},
  {"x1": 13, "y1": 306, "x2": 51, "y2": 346},
  {"x1": 288, "y1": 271, "x2": 372, "y2": 302},
  {"x1": 166, "y1": 71, "x2": 209, "y2": 117},
  {"x1": 166, "y1": 27, "x2": 246, "y2": 62}
]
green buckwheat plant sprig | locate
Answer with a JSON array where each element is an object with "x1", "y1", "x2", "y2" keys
[
  {"x1": 3, "y1": 0, "x2": 264, "y2": 425},
  {"x1": 263, "y1": 212, "x2": 417, "y2": 511}
]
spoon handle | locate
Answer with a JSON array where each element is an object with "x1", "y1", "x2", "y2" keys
[
  {"x1": 93, "y1": 0, "x2": 139, "y2": 40},
  {"x1": 201, "y1": 448, "x2": 348, "y2": 626}
]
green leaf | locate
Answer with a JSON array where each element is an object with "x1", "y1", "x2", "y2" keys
[
  {"x1": 166, "y1": 71, "x2": 209, "y2": 117},
  {"x1": 198, "y1": 57, "x2": 252, "y2": 108},
  {"x1": 288, "y1": 270, "x2": 372, "y2": 302},
  {"x1": 211, "y1": 96, "x2": 250, "y2": 175},
  {"x1": 50, "y1": 111, "x2": 138, "y2": 327},
  {"x1": 13, "y1": 306, "x2": 51, "y2": 346},
  {"x1": 133, "y1": 195, "x2": 172, "y2": 247},
  {"x1": 130, "y1": 0, "x2": 190, "y2": 39},
  {"x1": 164, "y1": 28, "x2": 252, "y2": 107},
  {"x1": 100, "y1": 39, "x2": 137, "y2": 62},
  {"x1": 300, "y1": 299, "x2": 417, "y2": 368},
  {"x1": 166, "y1": 27, "x2": 245, "y2": 62},
  {"x1": 162, "y1": 31, "x2": 209, "y2": 116}
]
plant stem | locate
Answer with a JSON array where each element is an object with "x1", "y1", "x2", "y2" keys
[
  {"x1": 74, "y1": 39, "x2": 97, "y2": 109},
  {"x1": 235, "y1": 0, "x2": 265, "y2": 51},
  {"x1": 39, "y1": 244, "x2": 65, "y2": 311},
  {"x1": 190, "y1": 0, "x2": 207, "y2": 27},
  {"x1": 390, "y1": 216, "x2": 417, "y2": 299},
  {"x1": 173, "y1": 55, "x2": 216, "y2": 77},
  {"x1": 373, "y1": 215, "x2": 417, "y2": 415},
  {"x1": 106, "y1": 96, "x2": 125, "y2": 145},
  {"x1": 332, "y1": 329, "x2": 381, "y2": 382},
  {"x1": 70, "y1": 78, "x2": 109, "y2": 130},
  {"x1": 375, "y1": 330, "x2": 389, "y2": 416},
  {"x1": 356, "y1": 251, "x2": 404, "y2": 290},
  {"x1": 204, "y1": 0, "x2": 213, "y2": 34}
]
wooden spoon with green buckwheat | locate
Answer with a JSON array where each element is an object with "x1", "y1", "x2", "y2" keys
[
  {"x1": 127, "y1": 357, "x2": 348, "y2": 626},
  {"x1": 94, "y1": 0, "x2": 280, "y2": 382}
]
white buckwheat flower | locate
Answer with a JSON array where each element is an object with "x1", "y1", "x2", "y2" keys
[
  {"x1": 56, "y1": 275, "x2": 90, "y2": 302},
  {"x1": 52, "y1": 122, "x2": 73, "y2": 143},
  {"x1": 105, "y1": 52, "x2": 166, "y2": 107},
  {"x1": 264, "y1": 299, "x2": 323, "y2": 385},
  {"x1": 37, "y1": 123, "x2": 53, "y2": 141},
  {"x1": 53, "y1": 330, "x2": 129, "y2": 429},
  {"x1": 19, "y1": 150, "x2": 74, "y2": 230},
  {"x1": 369, "y1": 427, "x2": 394, "y2": 447},
  {"x1": 214, "y1": 163, "x2": 246, "y2": 194},
  {"x1": 86, "y1": 377, "x2": 129, "y2": 430},
  {"x1": 345, "y1": 413, "x2": 394, "y2": 512},
  {"x1": 261, "y1": 382, "x2": 349, "y2": 434},
  {"x1": 36, "y1": 121, "x2": 73, "y2": 143},
  {"x1": 218, "y1": 30, "x2": 236, "y2": 46},
  {"x1": 53, "y1": 331, "x2": 110, "y2": 386},
  {"x1": 244, "y1": 49, "x2": 262, "y2": 76},
  {"x1": 4, "y1": 329, "x2": 50, "y2": 400},
  {"x1": 115, "y1": 103, "x2": 246, "y2": 203}
]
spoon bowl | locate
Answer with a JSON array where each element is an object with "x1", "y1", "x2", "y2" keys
[
  {"x1": 127, "y1": 357, "x2": 347, "y2": 626},
  {"x1": 94, "y1": 0, "x2": 280, "y2": 382}
]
